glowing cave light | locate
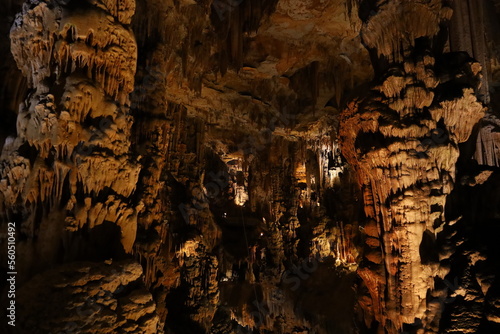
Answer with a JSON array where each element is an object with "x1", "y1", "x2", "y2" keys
[{"x1": 234, "y1": 185, "x2": 248, "y2": 206}]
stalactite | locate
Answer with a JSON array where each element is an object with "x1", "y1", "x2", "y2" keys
[
  {"x1": 450, "y1": 0, "x2": 490, "y2": 103},
  {"x1": 475, "y1": 113, "x2": 500, "y2": 166},
  {"x1": 341, "y1": 51, "x2": 485, "y2": 334},
  {"x1": 2, "y1": 0, "x2": 142, "y2": 281},
  {"x1": 361, "y1": 0, "x2": 452, "y2": 63},
  {"x1": 3, "y1": 0, "x2": 498, "y2": 333}
]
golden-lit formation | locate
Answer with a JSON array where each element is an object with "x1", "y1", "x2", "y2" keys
[
  {"x1": 340, "y1": 1, "x2": 486, "y2": 332},
  {"x1": 0, "y1": 0, "x2": 499, "y2": 333}
]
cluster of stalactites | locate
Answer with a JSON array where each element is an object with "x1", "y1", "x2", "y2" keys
[
  {"x1": 11, "y1": 0, "x2": 137, "y2": 104},
  {"x1": 475, "y1": 112, "x2": 500, "y2": 167},
  {"x1": 339, "y1": 53, "x2": 484, "y2": 333},
  {"x1": 341, "y1": 54, "x2": 484, "y2": 231},
  {"x1": 1, "y1": 0, "x2": 139, "y2": 253},
  {"x1": 361, "y1": 0, "x2": 453, "y2": 62}
]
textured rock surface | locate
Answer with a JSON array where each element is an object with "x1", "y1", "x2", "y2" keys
[
  {"x1": 1, "y1": 0, "x2": 140, "y2": 280},
  {"x1": 340, "y1": 1, "x2": 490, "y2": 333},
  {"x1": 17, "y1": 260, "x2": 161, "y2": 333},
  {"x1": 341, "y1": 52, "x2": 485, "y2": 332},
  {"x1": 0, "y1": 0, "x2": 499, "y2": 334}
]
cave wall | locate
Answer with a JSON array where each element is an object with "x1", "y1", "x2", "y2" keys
[{"x1": 0, "y1": 1, "x2": 499, "y2": 334}]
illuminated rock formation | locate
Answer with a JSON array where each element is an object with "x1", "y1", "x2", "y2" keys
[
  {"x1": 0, "y1": 0, "x2": 160, "y2": 330},
  {"x1": 0, "y1": 0, "x2": 499, "y2": 333},
  {"x1": 3, "y1": 0, "x2": 140, "y2": 271},
  {"x1": 17, "y1": 259, "x2": 161, "y2": 333},
  {"x1": 340, "y1": 1, "x2": 485, "y2": 333},
  {"x1": 341, "y1": 52, "x2": 484, "y2": 333}
]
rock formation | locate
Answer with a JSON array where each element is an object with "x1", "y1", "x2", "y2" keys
[
  {"x1": 1, "y1": 0, "x2": 160, "y2": 332},
  {"x1": 18, "y1": 259, "x2": 161, "y2": 333},
  {"x1": 0, "y1": 0, "x2": 499, "y2": 334},
  {"x1": 4, "y1": 0, "x2": 140, "y2": 264},
  {"x1": 341, "y1": 39, "x2": 484, "y2": 334}
]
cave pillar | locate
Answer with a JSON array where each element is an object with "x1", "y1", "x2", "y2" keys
[
  {"x1": 1, "y1": 0, "x2": 139, "y2": 277},
  {"x1": 340, "y1": 1, "x2": 485, "y2": 332}
]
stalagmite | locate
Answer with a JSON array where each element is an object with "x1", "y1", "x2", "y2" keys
[
  {"x1": 340, "y1": 1, "x2": 486, "y2": 332},
  {"x1": 0, "y1": 1, "x2": 499, "y2": 333},
  {"x1": 0, "y1": 0, "x2": 160, "y2": 331},
  {"x1": 4, "y1": 0, "x2": 141, "y2": 257},
  {"x1": 17, "y1": 260, "x2": 161, "y2": 333}
]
